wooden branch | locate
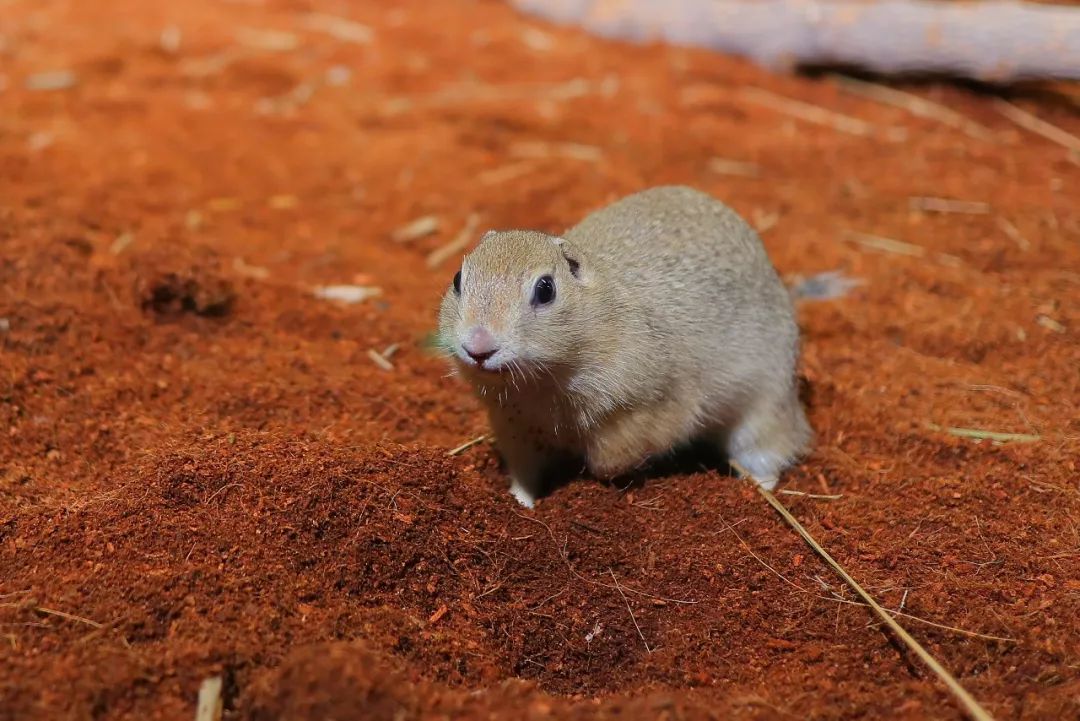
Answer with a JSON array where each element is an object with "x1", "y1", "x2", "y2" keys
[{"x1": 511, "y1": 0, "x2": 1080, "y2": 81}]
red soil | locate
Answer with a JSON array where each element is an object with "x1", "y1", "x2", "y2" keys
[{"x1": 1, "y1": 1, "x2": 1078, "y2": 719}]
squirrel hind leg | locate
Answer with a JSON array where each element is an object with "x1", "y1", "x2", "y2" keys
[{"x1": 722, "y1": 391, "x2": 811, "y2": 489}]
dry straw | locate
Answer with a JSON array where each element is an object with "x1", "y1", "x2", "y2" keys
[{"x1": 731, "y1": 461, "x2": 997, "y2": 721}]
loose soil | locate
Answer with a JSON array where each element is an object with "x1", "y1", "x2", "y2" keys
[{"x1": 1, "y1": 1, "x2": 1078, "y2": 720}]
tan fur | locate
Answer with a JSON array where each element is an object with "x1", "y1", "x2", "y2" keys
[{"x1": 437, "y1": 185, "x2": 812, "y2": 507}]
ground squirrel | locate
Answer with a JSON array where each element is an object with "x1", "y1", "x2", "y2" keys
[{"x1": 438, "y1": 185, "x2": 812, "y2": 507}]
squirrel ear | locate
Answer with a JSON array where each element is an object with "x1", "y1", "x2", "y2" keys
[{"x1": 552, "y1": 236, "x2": 584, "y2": 280}]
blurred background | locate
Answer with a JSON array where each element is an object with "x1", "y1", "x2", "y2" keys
[{"x1": 1, "y1": 2, "x2": 1078, "y2": 720}]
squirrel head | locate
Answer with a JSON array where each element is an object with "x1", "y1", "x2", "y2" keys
[{"x1": 437, "y1": 229, "x2": 590, "y2": 380}]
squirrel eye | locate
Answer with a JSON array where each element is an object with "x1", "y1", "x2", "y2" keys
[
  {"x1": 452, "y1": 270, "x2": 461, "y2": 295},
  {"x1": 532, "y1": 275, "x2": 555, "y2": 306}
]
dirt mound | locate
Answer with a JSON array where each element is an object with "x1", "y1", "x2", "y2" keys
[{"x1": 249, "y1": 641, "x2": 763, "y2": 721}]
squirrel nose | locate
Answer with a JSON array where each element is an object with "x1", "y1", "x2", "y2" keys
[
  {"x1": 462, "y1": 327, "x2": 499, "y2": 364},
  {"x1": 465, "y1": 347, "x2": 496, "y2": 364}
]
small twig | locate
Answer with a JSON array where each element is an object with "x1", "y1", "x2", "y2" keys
[
  {"x1": 179, "y1": 49, "x2": 245, "y2": 79},
  {"x1": 717, "y1": 513, "x2": 809, "y2": 593},
  {"x1": 392, "y1": 215, "x2": 440, "y2": 243},
  {"x1": 235, "y1": 27, "x2": 300, "y2": 52},
  {"x1": 508, "y1": 141, "x2": 603, "y2": 162},
  {"x1": 571, "y1": 519, "x2": 604, "y2": 534},
  {"x1": 848, "y1": 231, "x2": 924, "y2": 258},
  {"x1": 301, "y1": 13, "x2": 373, "y2": 44},
  {"x1": 752, "y1": 208, "x2": 780, "y2": 234},
  {"x1": 381, "y1": 343, "x2": 400, "y2": 359},
  {"x1": 848, "y1": 231, "x2": 962, "y2": 267},
  {"x1": 478, "y1": 162, "x2": 536, "y2": 186},
  {"x1": 926, "y1": 423, "x2": 1040, "y2": 443},
  {"x1": 446, "y1": 434, "x2": 489, "y2": 456},
  {"x1": 255, "y1": 82, "x2": 317, "y2": 115},
  {"x1": 993, "y1": 99, "x2": 1080, "y2": 155},
  {"x1": 630, "y1": 494, "x2": 665, "y2": 511},
  {"x1": 25, "y1": 70, "x2": 78, "y2": 91},
  {"x1": 1036, "y1": 316, "x2": 1066, "y2": 334},
  {"x1": 732, "y1": 462, "x2": 997, "y2": 721},
  {"x1": 528, "y1": 589, "x2": 566, "y2": 611},
  {"x1": 832, "y1": 75, "x2": 995, "y2": 141},
  {"x1": 35, "y1": 606, "x2": 103, "y2": 629},
  {"x1": 232, "y1": 257, "x2": 270, "y2": 280},
  {"x1": 963, "y1": 383, "x2": 1026, "y2": 399},
  {"x1": 777, "y1": 489, "x2": 844, "y2": 500},
  {"x1": 427, "y1": 214, "x2": 480, "y2": 269},
  {"x1": 740, "y1": 86, "x2": 901, "y2": 140},
  {"x1": 110, "y1": 232, "x2": 136, "y2": 255},
  {"x1": 608, "y1": 569, "x2": 652, "y2": 653},
  {"x1": 708, "y1": 157, "x2": 761, "y2": 178},
  {"x1": 311, "y1": 285, "x2": 382, "y2": 304},
  {"x1": 76, "y1": 618, "x2": 129, "y2": 647},
  {"x1": 367, "y1": 348, "x2": 394, "y2": 372},
  {"x1": 427, "y1": 605, "x2": 449, "y2": 624},
  {"x1": 382, "y1": 78, "x2": 596, "y2": 115},
  {"x1": 0, "y1": 590, "x2": 32, "y2": 600},
  {"x1": 822, "y1": 592, "x2": 1015, "y2": 643},
  {"x1": 909, "y1": 197, "x2": 989, "y2": 215},
  {"x1": 205, "y1": 482, "x2": 242, "y2": 503},
  {"x1": 995, "y1": 217, "x2": 1030, "y2": 251}
]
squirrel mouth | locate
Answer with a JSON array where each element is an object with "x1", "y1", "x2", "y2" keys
[
  {"x1": 469, "y1": 359, "x2": 504, "y2": 374},
  {"x1": 455, "y1": 343, "x2": 507, "y2": 373},
  {"x1": 454, "y1": 352, "x2": 494, "y2": 372},
  {"x1": 457, "y1": 352, "x2": 510, "y2": 376}
]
